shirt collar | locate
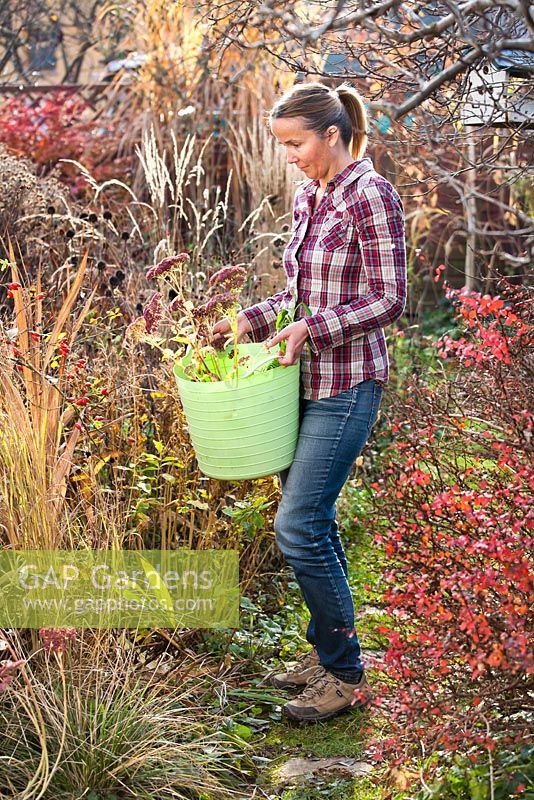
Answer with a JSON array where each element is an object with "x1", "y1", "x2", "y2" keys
[{"x1": 301, "y1": 157, "x2": 374, "y2": 197}]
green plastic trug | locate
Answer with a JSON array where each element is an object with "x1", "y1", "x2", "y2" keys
[{"x1": 173, "y1": 343, "x2": 300, "y2": 480}]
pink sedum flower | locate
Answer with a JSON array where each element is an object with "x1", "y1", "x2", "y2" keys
[
  {"x1": 143, "y1": 292, "x2": 163, "y2": 334},
  {"x1": 39, "y1": 627, "x2": 76, "y2": 653},
  {"x1": 208, "y1": 265, "x2": 247, "y2": 291},
  {"x1": 169, "y1": 295, "x2": 187, "y2": 314},
  {"x1": 146, "y1": 252, "x2": 190, "y2": 280},
  {"x1": 199, "y1": 292, "x2": 236, "y2": 315}
]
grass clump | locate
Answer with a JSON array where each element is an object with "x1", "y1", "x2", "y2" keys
[{"x1": 0, "y1": 630, "x2": 252, "y2": 799}]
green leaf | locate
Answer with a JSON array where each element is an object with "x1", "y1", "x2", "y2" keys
[
  {"x1": 296, "y1": 301, "x2": 312, "y2": 317},
  {"x1": 232, "y1": 723, "x2": 253, "y2": 741},
  {"x1": 275, "y1": 308, "x2": 291, "y2": 332},
  {"x1": 222, "y1": 507, "x2": 239, "y2": 517}
]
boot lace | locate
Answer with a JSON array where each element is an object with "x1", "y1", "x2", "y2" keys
[
  {"x1": 286, "y1": 649, "x2": 318, "y2": 675},
  {"x1": 295, "y1": 667, "x2": 332, "y2": 700}
]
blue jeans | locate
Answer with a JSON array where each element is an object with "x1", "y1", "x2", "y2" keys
[{"x1": 275, "y1": 380, "x2": 383, "y2": 681}]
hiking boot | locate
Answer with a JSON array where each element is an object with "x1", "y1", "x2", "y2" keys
[
  {"x1": 282, "y1": 666, "x2": 372, "y2": 723},
  {"x1": 270, "y1": 648, "x2": 321, "y2": 690}
]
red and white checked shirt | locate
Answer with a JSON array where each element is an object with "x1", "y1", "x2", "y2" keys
[{"x1": 242, "y1": 158, "x2": 407, "y2": 400}]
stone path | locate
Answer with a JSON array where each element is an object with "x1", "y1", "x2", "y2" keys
[{"x1": 276, "y1": 755, "x2": 374, "y2": 784}]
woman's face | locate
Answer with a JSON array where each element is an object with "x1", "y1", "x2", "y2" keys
[{"x1": 271, "y1": 116, "x2": 337, "y2": 182}]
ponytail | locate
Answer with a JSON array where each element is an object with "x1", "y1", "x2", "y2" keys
[{"x1": 335, "y1": 83, "x2": 368, "y2": 159}]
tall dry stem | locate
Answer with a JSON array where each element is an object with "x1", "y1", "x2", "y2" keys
[
  {"x1": 136, "y1": 128, "x2": 234, "y2": 270},
  {"x1": 0, "y1": 248, "x2": 95, "y2": 548},
  {"x1": 226, "y1": 113, "x2": 301, "y2": 295}
]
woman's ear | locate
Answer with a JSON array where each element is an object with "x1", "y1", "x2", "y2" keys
[{"x1": 327, "y1": 126, "x2": 340, "y2": 147}]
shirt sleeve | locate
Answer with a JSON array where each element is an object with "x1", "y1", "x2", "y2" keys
[
  {"x1": 303, "y1": 181, "x2": 407, "y2": 353},
  {"x1": 241, "y1": 289, "x2": 293, "y2": 342}
]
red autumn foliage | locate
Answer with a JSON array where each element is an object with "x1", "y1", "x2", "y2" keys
[
  {"x1": 0, "y1": 92, "x2": 132, "y2": 193},
  {"x1": 369, "y1": 280, "x2": 533, "y2": 767}
]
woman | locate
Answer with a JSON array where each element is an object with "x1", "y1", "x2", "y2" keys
[{"x1": 212, "y1": 82, "x2": 407, "y2": 723}]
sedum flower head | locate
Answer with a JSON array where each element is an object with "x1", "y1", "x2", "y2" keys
[
  {"x1": 169, "y1": 295, "x2": 187, "y2": 314},
  {"x1": 39, "y1": 627, "x2": 76, "y2": 653},
  {"x1": 208, "y1": 265, "x2": 247, "y2": 292},
  {"x1": 143, "y1": 292, "x2": 163, "y2": 334},
  {"x1": 146, "y1": 252, "x2": 190, "y2": 280},
  {"x1": 197, "y1": 291, "x2": 236, "y2": 316}
]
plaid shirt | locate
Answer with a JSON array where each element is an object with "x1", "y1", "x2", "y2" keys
[{"x1": 242, "y1": 158, "x2": 407, "y2": 400}]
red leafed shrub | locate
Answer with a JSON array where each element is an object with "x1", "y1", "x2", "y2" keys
[
  {"x1": 0, "y1": 93, "x2": 131, "y2": 193},
  {"x1": 369, "y1": 280, "x2": 533, "y2": 768},
  {"x1": 0, "y1": 93, "x2": 91, "y2": 167}
]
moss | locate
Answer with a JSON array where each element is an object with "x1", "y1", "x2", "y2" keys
[{"x1": 264, "y1": 710, "x2": 372, "y2": 758}]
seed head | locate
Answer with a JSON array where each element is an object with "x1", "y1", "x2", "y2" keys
[{"x1": 125, "y1": 317, "x2": 148, "y2": 343}]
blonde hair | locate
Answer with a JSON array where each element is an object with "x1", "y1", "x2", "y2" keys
[{"x1": 269, "y1": 81, "x2": 368, "y2": 160}]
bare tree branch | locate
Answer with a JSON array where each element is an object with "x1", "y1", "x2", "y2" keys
[{"x1": 199, "y1": 0, "x2": 534, "y2": 120}]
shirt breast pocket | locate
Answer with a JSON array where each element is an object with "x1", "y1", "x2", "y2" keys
[{"x1": 319, "y1": 215, "x2": 354, "y2": 251}]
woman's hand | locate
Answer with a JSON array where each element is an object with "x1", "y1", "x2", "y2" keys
[
  {"x1": 211, "y1": 312, "x2": 252, "y2": 349},
  {"x1": 267, "y1": 320, "x2": 309, "y2": 366}
]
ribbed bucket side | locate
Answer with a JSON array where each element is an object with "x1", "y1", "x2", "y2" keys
[{"x1": 173, "y1": 345, "x2": 300, "y2": 480}]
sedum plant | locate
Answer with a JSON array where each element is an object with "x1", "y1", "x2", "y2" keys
[{"x1": 126, "y1": 252, "x2": 279, "y2": 382}]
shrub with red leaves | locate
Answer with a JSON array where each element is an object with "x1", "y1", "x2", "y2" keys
[
  {"x1": 369, "y1": 280, "x2": 533, "y2": 770},
  {"x1": 0, "y1": 92, "x2": 131, "y2": 193},
  {"x1": 0, "y1": 93, "x2": 90, "y2": 167}
]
